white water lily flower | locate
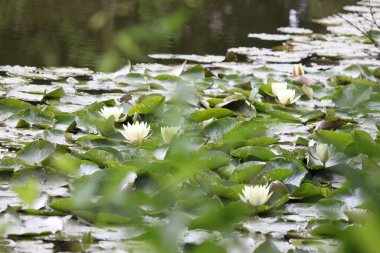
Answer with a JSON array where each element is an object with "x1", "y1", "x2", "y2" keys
[
  {"x1": 161, "y1": 126, "x2": 182, "y2": 144},
  {"x1": 292, "y1": 64, "x2": 304, "y2": 77},
  {"x1": 240, "y1": 184, "x2": 273, "y2": 207},
  {"x1": 99, "y1": 106, "x2": 124, "y2": 121},
  {"x1": 271, "y1": 82, "x2": 288, "y2": 97},
  {"x1": 276, "y1": 88, "x2": 300, "y2": 105},
  {"x1": 119, "y1": 122, "x2": 151, "y2": 143},
  {"x1": 316, "y1": 143, "x2": 334, "y2": 164}
]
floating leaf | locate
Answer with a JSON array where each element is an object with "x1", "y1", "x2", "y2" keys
[
  {"x1": 291, "y1": 183, "x2": 326, "y2": 199},
  {"x1": 350, "y1": 130, "x2": 380, "y2": 158},
  {"x1": 229, "y1": 162, "x2": 265, "y2": 183},
  {"x1": 128, "y1": 96, "x2": 165, "y2": 116},
  {"x1": 262, "y1": 157, "x2": 308, "y2": 187},
  {"x1": 6, "y1": 107, "x2": 55, "y2": 128},
  {"x1": 267, "y1": 110, "x2": 302, "y2": 123},
  {"x1": 312, "y1": 130, "x2": 353, "y2": 152},
  {"x1": 332, "y1": 82, "x2": 372, "y2": 108},
  {"x1": 189, "y1": 108, "x2": 233, "y2": 123},
  {"x1": 0, "y1": 157, "x2": 28, "y2": 172},
  {"x1": 199, "y1": 151, "x2": 231, "y2": 170},
  {"x1": 17, "y1": 140, "x2": 55, "y2": 165},
  {"x1": 254, "y1": 240, "x2": 281, "y2": 253},
  {"x1": 231, "y1": 146, "x2": 275, "y2": 161},
  {"x1": 202, "y1": 118, "x2": 239, "y2": 141}
]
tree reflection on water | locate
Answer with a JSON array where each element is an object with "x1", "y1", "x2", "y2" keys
[{"x1": 0, "y1": 0, "x2": 355, "y2": 71}]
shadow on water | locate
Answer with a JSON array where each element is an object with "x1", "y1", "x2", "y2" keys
[{"x1": 0, "y1": 0, "x2": 356, "y2": 71}]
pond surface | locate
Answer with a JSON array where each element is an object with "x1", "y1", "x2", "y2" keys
[
  {"x1": 0, "y1": 0, "x2": 355, "y2": 71},
  {"x1": 1, "y1": 0, "x2": 380, "y2": 252}
]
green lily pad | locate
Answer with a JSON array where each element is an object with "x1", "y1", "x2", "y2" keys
[
  {"x1": 229, "y1": 162, "x2": 265, "y2": 183},
  {"x1": 332, "y1": 82, "x2": 372, "y2": 108},
  {"x1": 17, "y1": 140, "x2": 55, "y2": 165},
  {"x1": 261, "y1": 157, "x2": 308, "y2": 187},
  {"x1": 312, "y1": 130, "x2": 353, "y2": 152},
  {"x1": 189, "y1": 108, "x2": 233, "y2": 123},
  {"x1": 231, "y1": 146, "x2": 275, "y2": 161},
  {"x1": 128, "y1": 95, "x2": 165, "y2": 116},
  {"x1": 291, "y1": 183, "x2": 327, "y2": 199},
  {"x1": 0, "y1": 157, "x2": 28, "y2": 172},
  {"x1": 6, "y1": 107, "x2": 55, "y2": 128}
]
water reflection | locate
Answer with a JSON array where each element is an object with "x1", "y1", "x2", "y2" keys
[
  {"x1": 0, "y1": 0, "x2": 355, "y2": 71},
  {"x1": 289, "y1": 9, "x2": 299, "y2": 28}
]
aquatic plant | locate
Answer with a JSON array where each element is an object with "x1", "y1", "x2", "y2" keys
[
  {"x1": 119, "y1": 121, "x2": 151, "y2": 143},
  {"x1": 161, "y1": 126, "x2": 182, "y2": 144},
  {"x1": 240, "y1": 184, "x2": 273, "y2": 207},
  {"x1": 99, "y1": 106, "x2": 124, "y2": 121}
]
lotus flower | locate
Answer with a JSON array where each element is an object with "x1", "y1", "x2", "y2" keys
[
  {"x1": 315, "y1": 143, "x2": 334, "y2": 164},
  {"x1": 240, "y1": 184, "x2": 273, "y2": 207},
  {"x1": 161, "y1": 126, "x2": 182, "y2": 144},
  {"x1": 119, "y1": 122, "x2": 151, "y2": 143},
  {"x1": 276, "y1": 88, "x2": 300, "y2": 105},
  {"x1": 99, "y1": 106, "x2": 124, "y2": 121},
  {"x1": 271, "y1": 82, "x2": 288, "y2": 97},
  {"x1": 292, "y1": 64, "x2": 304, "y2": 77}
]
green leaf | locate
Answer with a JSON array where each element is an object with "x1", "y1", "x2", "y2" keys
[
  {"x1": 195, "y1": 169, "x2": 243, "y2": 199},
  {"x1": 74, "y1": 100, "x2": 116, "y2": 133},
  {"x1": 202, "y1": 118, "x2": 239, "y2": 141},
  {"x1": 0, "y1": 157, "x2": 28, "y2": 172},
  {"x1": 12, "y1": 177, "x2": 39, "y2": 205},
  {"x1": 83, "y1": 148, "x2": 122, "y2": 166},
  {"x1": 181, "y1": 64, "x2": 205, "y2": 80},
  {"x1": 231, "y1": 146, "x2": 275, "y2": 161},
  {"x1": 189, "y1": 108, "x2": 233, "y2": 123},
  {"x1": 246, "y1": 136, "x2": 279, "y2": 146},
  {"x1": 263, "y1": 168, "x2": 292, "y2": 181},
  {"x1": 229, "y1": 162, "x2": 265, "y2": 183},
  {"x1": 0, "y1": 98, "x2": 33, "y2": 112},
  {"x1": 94, "y1": 212, "x2": 130, "y2": 225},
  {"x1": 43, "y1": 86, "x2": 65, "y2": 99},
  {"x1": 50, "y1": 198, "x2": 81, "y2": 213},
  {"x1": 199, "y1": 151, "x2": 231, "y2": 169},
  {"x1": 373, "y1": 66, "x2": 380, "y2": 79},
  {"x1": 254, "y1": 240, "x2": 281, "y2": 253},
  {"x1": 312, "y1": 130, "x2": 353, "y2": 152},
  {"x1": 17, "y1": 140, "x2": 55, "y2": 165},
  {"x1": 332, "y1": 82, "x2": 372, "y2": 108},
  {"x1": 95, "y1": 116, "x2": 118, "y2": 137},
  {"x1": 267, "y1": 110, "x2": 301, "y2": 123},
  {"x1": 351, "y1": 130, "x2": 380, "y2": 158},
  {"x1": 128, "y1": 96, "x2": 165, "y2": 115},
  {"x1": 76, "y1": 135, "x2": 118, "y2": 149},
  {"x1": 6, "y1": 107, "x2": 55, "y2": 128},
  {"x1": 329, "y1": 75, "x2": 353, "y2": 86},
  {"x1": 291, "y1": 183, "x2": 325, "y2": 199},
  {"x1": 261, "y1": 158, "x2": 308, "y2": 187},
  {"x1": 42, "y1": 129, "x2": 68, "y2": 145}
]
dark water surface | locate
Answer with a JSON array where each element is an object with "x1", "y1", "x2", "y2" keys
[{"x1": 0, "y1": 0, "x2": 355, "y2": 71}]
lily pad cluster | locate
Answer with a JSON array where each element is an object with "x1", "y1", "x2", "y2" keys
[{"x1": 0, "y1": 1, "x2": 380, "y2": 253}]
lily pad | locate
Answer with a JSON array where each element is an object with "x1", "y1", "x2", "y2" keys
[{"x1": 189, "y1": 108, "x2": 233, "y2": 123}]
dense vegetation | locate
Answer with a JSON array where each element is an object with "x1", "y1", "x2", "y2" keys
[{"x1": 1, "y1": 0, "x2": 380, "y2": 252}]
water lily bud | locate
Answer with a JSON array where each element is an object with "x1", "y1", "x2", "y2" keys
[
  {"x1": 161, "y1": 126, "x2": 182, "y2": 144},
  {"x1": 315, "y1": 143, "x2": 334, "y2": 163},
  {"x1": 239, "y1": 184, "x2": 273, "y2": 207},
  {"x1": 99, "y1": 106, "x2": 124, "y2": 121},
  {"x1": 271, "y1": 82, "x2": 287, "y2": 97},
  {"x1": 119, "y1": 122, "x2": 151, "y2": 143},
  {"x1": 292, "y1": 64, "x2": 304, "y2": 77}
]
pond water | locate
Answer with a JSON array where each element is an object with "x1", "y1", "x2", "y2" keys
[
  {"x1": 1, "y1": 0, "x2": 380, "y2": 252},
  {"x1": 0, "y1": 0, "x2": 355, "y2": 71}
]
